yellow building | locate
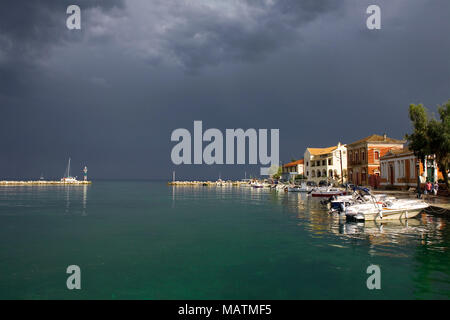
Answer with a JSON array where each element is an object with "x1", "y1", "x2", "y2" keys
[{"x1": 303, "y1": 143, "x2": 347, "y2": 184}]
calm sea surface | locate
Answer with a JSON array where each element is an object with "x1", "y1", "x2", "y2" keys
[{"x1": 0, "y1": 181, "x2": 449, "y2": 299}]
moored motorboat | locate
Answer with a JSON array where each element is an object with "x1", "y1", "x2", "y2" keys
[
  {"x1": 345, "y1": 198, "x2": 429, "y2": 221},
  {"x1": 288, "y1": 185, "x2": 302, "y2": 192},
  {"x1": 252, "y1": 182, "x2": 264, "y2": 188},
  {"x1": 310, "y1": 187, "x2": 346, "y2": 197}
]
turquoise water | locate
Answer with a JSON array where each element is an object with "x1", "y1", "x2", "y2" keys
[{"x1": 0, "y1": 181, "x2": 449, "y2": 299}]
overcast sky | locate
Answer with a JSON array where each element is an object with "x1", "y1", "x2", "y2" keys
[{"x1": 1, "y1": 0, "x2": 449, "y2": 180}]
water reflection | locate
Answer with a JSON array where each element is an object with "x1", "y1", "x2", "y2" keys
[
  {"x1": 0, "y1": 185, "x2": 89, "y2": 216},
  {"x1": 82, "y1": 184, "x2": 88, "y2": 216},
  {"x1": 170, "y1": 186, "x2": 450, "y2": 259},
  {"x1": 64, "y1": 185, "x2": 89, "y2": 216}
]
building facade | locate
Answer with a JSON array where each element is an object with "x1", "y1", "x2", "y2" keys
[
  {"x1": 303, "y1": 143, "x2": 347, "y2": 185},
  {"x1": 281, "y1": 159, "x2": 304, "y2": 181},
  {"x1": 380, "y1": 148, "x2": 443, "y2": 188},
  {"x1": 346, "y1": 134, "x2": 404, "y2": 187}
]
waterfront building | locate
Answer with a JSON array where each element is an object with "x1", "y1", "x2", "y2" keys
[
  {"x1": 380, "y1": 148, "x2": 443, "y2": 188},
  {"x1": 346, "y1": 134, "x2": 404, "y2": 187},
  {"x1": 281, "y1": 159, "x2": 304, "y2": 181},
  {"x1": 303, "y1": 143, "x2": 347, "y2": 185}
]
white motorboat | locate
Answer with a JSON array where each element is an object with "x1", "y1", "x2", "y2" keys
[
  {"x1": 345, "y1": 198, "x2": 429, "y2": 221},
  {"x1": 288, "y1": 185, "x2": 302, "y2": 192},
  {"x1": 251, "y1": 182, "x2": 264, "y2": 188},
  {"x1": 329, "y1": 193, "x2": 396, "y2": 214},
  {"x1": 310, "y1": 187, "x2": 346, "y2": 197},
  {"x1": 275, "y1": 184, "x2": 288, "y2": 192}
]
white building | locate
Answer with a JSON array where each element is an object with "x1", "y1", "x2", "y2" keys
[
  {"x1": 380, "y1": 148, "x2": 443, "y2": 188},
  {"x1": 281, "y1": 159, "x2": 304, "y2": 181},
  {"x1": 303, "y1": 143, "x2": 347, "y2": 185}
]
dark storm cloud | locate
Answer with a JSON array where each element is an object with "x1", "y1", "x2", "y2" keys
[
  {"x1": 1, "y1": 0, "x2": 450, "y2": 180},
  {"x1": 45, "y1": 0, "x2": 342, "y2": 74},
  {"x1": 158, "y1": 0, "x2": 341, "y2": 70},
  {"x1": 0, "y1": 0, "x2": 124, "y2": 94}
]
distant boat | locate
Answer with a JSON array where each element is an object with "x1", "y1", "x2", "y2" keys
[
  {"x1": 310, "y1": 187, "x2": 346, "y2": 197},
  {"x1": 61, "y1": 158, "x2": 78, "y2": 183}
]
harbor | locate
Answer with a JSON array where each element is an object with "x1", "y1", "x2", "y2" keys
[
  {"x1": 2, "y1": 180, "x2": 449, "y2": 299},
  {"x1": 168, "y1": 178, "x2": 450, "y2": 218}
]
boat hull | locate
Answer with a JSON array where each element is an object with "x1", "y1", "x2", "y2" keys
[
  {"x1": 311, "y1": 192, "x2": 346, "y2": 197},
  {"x1": 347, "y1": 208, "x2": 425, "y2": 221}
]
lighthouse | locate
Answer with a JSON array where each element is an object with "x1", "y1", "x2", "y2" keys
[{"x1": 83, "y1": 166, "x2": 88, "y2": 181}]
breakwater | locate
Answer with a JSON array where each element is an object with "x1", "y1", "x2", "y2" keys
[{"x1": 0, "y1": 180, "x2": 92, "y2": 186}]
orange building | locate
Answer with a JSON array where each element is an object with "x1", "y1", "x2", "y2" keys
[
  {"x1": 347, "y1": 134, "x2": 405, "y2": 186},
  {"x1": 380, "y1": 148, "x2": 443, "y2": 188}
]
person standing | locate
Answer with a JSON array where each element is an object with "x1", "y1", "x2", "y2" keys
[
  {"x1": 433, "y1": 182, "x2": 439, "y2": 196},
  {"x1": 425, "y1": 180, "x2": 432, "y2": 195}
]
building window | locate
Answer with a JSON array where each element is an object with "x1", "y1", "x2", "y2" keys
[
  {"x1": 312, "y1": 171, "x2": 315, "y2": 177},
  {"x1": 362, "y1": 151, "x2": 365, "y2": 161},
  {"x1": 355, "y1": 152, "x2": 359, "y2": 162},
  {"x1": 328, "y1": 158, "x2": 332, "y2": 165},
  {"x1": 329, "y1": 169, "x2": 333, "y2": 177},
  {"x1": 375, "y1": 151, "x2": 380, "y2": 160},
  {"x1": 317, "y1": 170, "x2": 321, "y2": 177},
  {"x1": 349, "y1": 170, "x2": 353, "y2": 182},
  {"x1": 317, "y1": 161, "x2": 320, "y2": 166},
  {"x1": 306, "y1": 161, "x2": 309, "y2": 167},
  {"x1": 306, "y1": 171, "x2": 309, "y2": 176},
  {"x1": 323, "y1": 169, "x2": 327, "y2": 177}
]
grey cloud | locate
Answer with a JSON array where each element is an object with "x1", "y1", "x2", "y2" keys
[
  {"x1": 85, "y1": 0, "x2": 342, "y2": 71},
  {"x1": 0, "y1": 0, "x2": 124, "y2": 94},
  {"x1": 1, "y1": 0, "x2": 450, "y2": 180}
]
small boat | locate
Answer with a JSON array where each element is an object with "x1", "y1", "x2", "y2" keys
[
  {"x1": 275, "y1": 184, "x2": 288, "y2": 192},
  {"x1": 291, "y1": 182, "x2": 313, "y2": 192},
  {"x1": 345, "y1": 199, "x2": 429, "y2": 221},
  {"x1": 251, "y1": 182, "x2": 264, "y2": 188},
  {"x1": 288, "y1": 185, "x2": 302, "y2": 192},
  {"x1": 310, "y1": 187, "x2": 346, "y2": 197}
]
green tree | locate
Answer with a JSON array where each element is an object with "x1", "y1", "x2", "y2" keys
[
  {"x1": 272, "y1": 165, "x2": 283, "y2": 180},
  {"x1": 406, "y1": 102, "x2": 450, "y2": 188},
  {"x1": 405, "y1": 104, "x2": 429, "y2": 165},
  {"x1": 428, "y1": 101, "x2": 450, "y2": 187}
]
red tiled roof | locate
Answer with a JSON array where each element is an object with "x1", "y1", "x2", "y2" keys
[
  {"x1": 348, "y1": 134, "x2": 405, "y2": 146},
  {"x1": 380, "y1": 147, "x2": 413, "y2": 159},
  {"x1": 283, "y1": 159, "x2": 304, "y2": 168}
]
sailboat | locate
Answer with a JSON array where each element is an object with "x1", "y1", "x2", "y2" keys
[{"x1": 61, "y1": 158, "x2": 78, "y2": 183}]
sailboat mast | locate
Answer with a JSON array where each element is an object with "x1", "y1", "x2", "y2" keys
[{"x1": 67, "y1": 157, "x2": 71, "y2": 178}]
